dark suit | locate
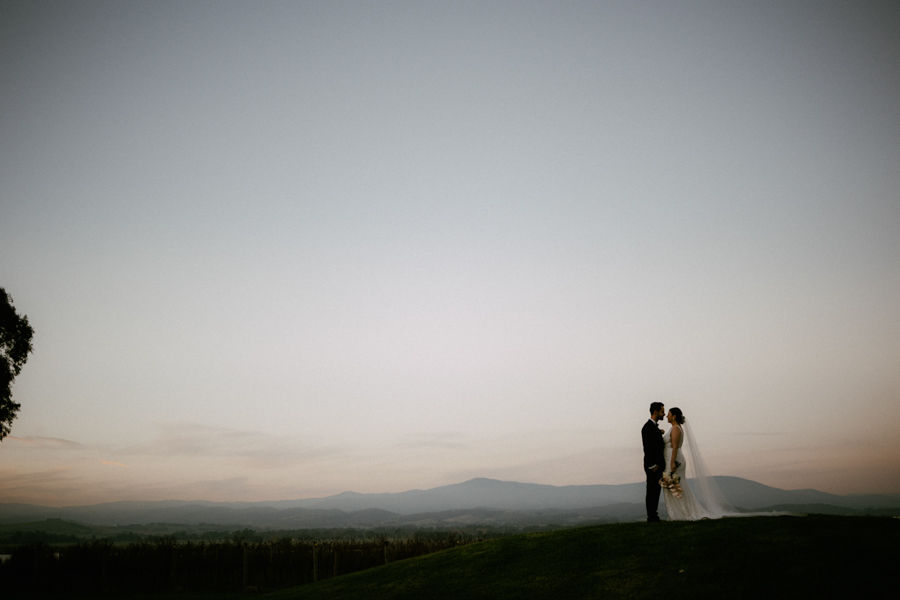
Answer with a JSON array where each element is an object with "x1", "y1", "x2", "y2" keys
[{"x1": 642, "y1": 418, "x2": 665, "y2": 521}]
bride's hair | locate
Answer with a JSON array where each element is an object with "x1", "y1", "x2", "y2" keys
[{"x1": 670, "y1": 407, "x2": 685, "y2": 425}]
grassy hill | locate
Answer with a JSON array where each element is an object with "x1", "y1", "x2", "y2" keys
[
  {"x1": 259, "y1": 514, "x2": 893, "y2": 600},
  {"x1": 11, "y1": 514, "x2": 894, "y2": 599}
]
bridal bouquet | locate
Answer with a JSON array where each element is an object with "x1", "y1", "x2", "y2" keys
[{"x1": 659, "y1": 472, "x2": 683, "y2": 499}]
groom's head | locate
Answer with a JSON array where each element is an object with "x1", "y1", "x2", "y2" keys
[{"x1": 649, "y1": 402, "x2": 665, "y2": 421}]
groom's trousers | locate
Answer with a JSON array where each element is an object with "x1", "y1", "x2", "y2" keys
[{"x1": 645, "y1": 468, "x2": 663, "y2": 521}]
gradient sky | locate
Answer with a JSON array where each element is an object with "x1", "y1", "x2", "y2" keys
[{"x1": 2, "y1": 1, "x2": 898, "y2": 506}]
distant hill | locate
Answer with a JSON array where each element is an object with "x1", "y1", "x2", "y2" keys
[
  {"x1": 300, "y1": 476, "x2": 900, "y2": 514},
  {"x1": 1, "y1": 477, "x2": 897, "y2": 529}
]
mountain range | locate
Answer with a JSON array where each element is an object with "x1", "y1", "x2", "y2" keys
[{"x1": 1, "y1": 477, "x2": 897, "y2": 530}]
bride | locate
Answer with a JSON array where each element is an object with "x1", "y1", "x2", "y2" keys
[{"x1": 661, "y1": 407, "x2": 736, "y2": 521}]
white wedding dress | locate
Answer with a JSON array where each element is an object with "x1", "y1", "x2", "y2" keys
[
  {"x1": 661, "y1": 419, "x2": 787, "y2": 521},
  {"x1": 663, "y1": 425, "x2": 720, "y2": 521}
]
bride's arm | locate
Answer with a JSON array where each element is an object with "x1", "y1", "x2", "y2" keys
[{"x1": 669, "y1": 426, "x2": 682, "y2": 472}]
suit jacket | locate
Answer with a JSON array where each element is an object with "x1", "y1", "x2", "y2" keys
[{"x1": 642, "y1": 419, "x2": 664, "y2": 472}]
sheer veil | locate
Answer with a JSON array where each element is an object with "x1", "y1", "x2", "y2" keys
[{"x1": 681, "y1": 418, "x2": 738, "y2": 518}]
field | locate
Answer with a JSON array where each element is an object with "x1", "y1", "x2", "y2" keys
[
  {"x1": 1, "y1": 531, "x2": 479, "y2": 596},
  {"x1": 4, "y1": 515, "x2": 894, "y2": 599},
  {"x1": 261, "y1": 514, "x2": 894, "y2": 600}
]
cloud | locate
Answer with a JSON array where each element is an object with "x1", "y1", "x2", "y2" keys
[
  {"x1": 116, "y1": 422, "x2": 345, "y2": 470},
  {"x1": 0, "y1": 466, "x2": 84, "y2": 505},
  {"x1": 7, "y1": 435, "x2": 84, "y2": 449},
  {"x1": 715, "y1": 436, "x2": 900, "y2": 494},
  {"x1": 393, "y1": 432, "x2": 469, "y2": 450},
  {"x1": 100, "y1": 460, "x2": 129, "y2": 467}
]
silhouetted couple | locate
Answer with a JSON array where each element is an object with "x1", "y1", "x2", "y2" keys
[{"x1": 642, "y1": 402, "x2": 735, "y2": 522}]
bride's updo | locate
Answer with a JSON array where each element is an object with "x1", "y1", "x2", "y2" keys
[{"x1": 670, "y1": 407, "x2": 685, "y2": 425}]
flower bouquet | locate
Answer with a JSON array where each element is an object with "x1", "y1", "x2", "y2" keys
[{"x1": 659, "y1": 471, "x2": 683, "y2": 499}]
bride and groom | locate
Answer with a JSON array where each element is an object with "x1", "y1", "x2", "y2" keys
[{"x1": 642, "y1": 401, "x2": 734, "y2": 522}]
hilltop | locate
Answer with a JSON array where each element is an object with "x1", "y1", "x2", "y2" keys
[
  {"x1": 258, "y1": 515, "x2": 894, "y2": 600},
  {"x1": 4, "y1": 515, "x2": 895, "y2": 598}
]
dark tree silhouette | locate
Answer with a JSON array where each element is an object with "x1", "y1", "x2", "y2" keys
[{"x1": 1, "y1": 287, "x2": 34, "y2": 441}]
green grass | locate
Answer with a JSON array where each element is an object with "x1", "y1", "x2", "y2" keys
[
  {"x1": 258, "y1": 515, "x2": 895, "y2": 600},
  {"x1": 16, "y1": 515, "x2": 895, "y2": 599}
]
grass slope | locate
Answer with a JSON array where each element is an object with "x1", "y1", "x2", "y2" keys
[{"x1": 262, "y1": 515, "x2": 894, "y2": 600}]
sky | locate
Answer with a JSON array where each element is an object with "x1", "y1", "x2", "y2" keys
[{"x1": 1, "y1": 0, "x2": 899, "y2": 506}]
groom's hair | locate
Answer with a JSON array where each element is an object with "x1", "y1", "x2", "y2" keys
[{"x1": 649, "y1": 402, "x2": 664, "y2": 414}]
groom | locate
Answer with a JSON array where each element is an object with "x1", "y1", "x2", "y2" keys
[{"x1": 642, "y1": 402, "x2": 666, "y2": 522}]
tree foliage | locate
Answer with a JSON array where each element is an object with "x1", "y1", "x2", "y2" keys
[{"x1": 1, "y1": 287, "x2": 34, "y2": 441}]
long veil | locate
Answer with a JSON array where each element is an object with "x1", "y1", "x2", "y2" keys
[{"x1": 681, "y1": 418, "x2": 738, "y2": 518}]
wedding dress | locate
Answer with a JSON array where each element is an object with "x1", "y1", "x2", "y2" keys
[
  {"x1": 662, "y1": 422, "x2": 736, "y2": 520},
  {"x1": 663, "y1": 426, "x2": 708, "y2": 520}
]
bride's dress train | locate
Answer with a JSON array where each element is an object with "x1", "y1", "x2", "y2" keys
[{"x1": 661, "y1": 419, "x2": 789, "y2": 521}]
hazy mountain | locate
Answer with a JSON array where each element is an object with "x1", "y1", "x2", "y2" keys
[
  {"x1": 291, "y1": 477, "x2": 900, "y2": 514},
  {"x1": 300, "y1": 478, "x2": 647, "y2": 514},
  {"x1": 1, "y1": 477, "x2": 897, "y2": 528}
]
